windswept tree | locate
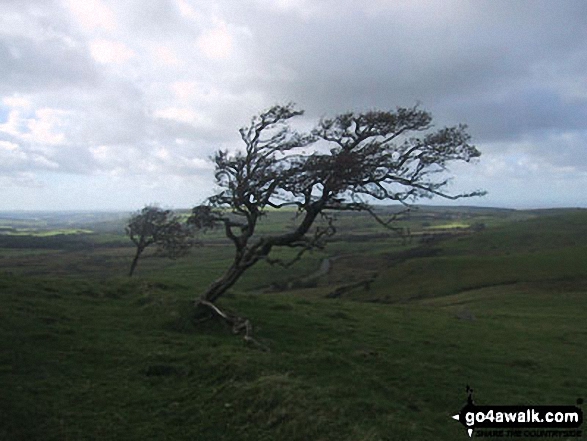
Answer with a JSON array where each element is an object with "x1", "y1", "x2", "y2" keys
[
  {"x1": 189, "y1": 103, "x2": 484, "y2": 338},
  {"x1": 126, "y1": 205, "x2": 192, "y2": 277}
]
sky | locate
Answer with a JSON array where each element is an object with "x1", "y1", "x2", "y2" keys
[{"x1": 1, "y1": 0, "x2": 587, "y2": 211}]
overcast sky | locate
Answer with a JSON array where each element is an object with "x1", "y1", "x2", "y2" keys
[{"x1": 1, "y1": 0, "x2": 586, "y2": 211}]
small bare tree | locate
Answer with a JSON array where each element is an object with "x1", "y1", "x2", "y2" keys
[
  {"x1": 189, "y1": 103, "x2": 484, "y2": 339},
  {"x1": 126, "y1": 205, "x2": 192, "y2": 277}
]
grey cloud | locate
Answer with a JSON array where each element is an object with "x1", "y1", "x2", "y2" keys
[
  {"x1": 118, "y1": 0, "x2": 200, "y2": 38},
  {"x1": 2, "y1": 0, "x2": 587, "y2": 209},
  {"x1": 223, "y1": 0, "x2": 587, "y2": 138},
  {"x1": 440, "y1": 87, "x2": 587, "y2": 142},
  {"x1": 0, "y1": 35, "x2": 99, "y2": 94},
  {"x1": 511, "y1": 131, "x2": 587, "y2": 171}
]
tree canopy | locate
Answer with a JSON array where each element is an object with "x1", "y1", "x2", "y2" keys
[
  {"x1": 126, "y1": 205, "x2": 192, "y2": 277},
  {"x1": 188, "y1": 103, "x2": 484, "y2": 318}
]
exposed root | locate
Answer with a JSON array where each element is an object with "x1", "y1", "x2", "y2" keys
[{"x1": 197, "y1": 300, "x2": 269, "y2": 351}]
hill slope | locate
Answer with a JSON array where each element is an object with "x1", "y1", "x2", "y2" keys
[{"x1": 1, "y1": 209, "x2": 586, "y2": 440}]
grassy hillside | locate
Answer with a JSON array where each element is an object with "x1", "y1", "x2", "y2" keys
[{"x1": 0, "y1": 208, "x2": 586, "y2": 440}]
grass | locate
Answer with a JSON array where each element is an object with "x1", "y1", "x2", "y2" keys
[
  {"x1": 0, "y1": 207, "x2": 586, "y2": 440},
  {"x1": 367, "y1": 245, "x2": 587, "y2": 303},
  {"x1": 1, "y1": 276, "x2": 585, "y2": 440}
]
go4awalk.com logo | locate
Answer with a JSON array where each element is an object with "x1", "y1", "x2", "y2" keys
[{"x1": 452, "y1": 386, "x2": 583, "y2": 438}]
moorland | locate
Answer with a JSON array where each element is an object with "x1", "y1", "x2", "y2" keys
[{"x1": 0, "y1": 206, "x2": 585, "y2": 440}]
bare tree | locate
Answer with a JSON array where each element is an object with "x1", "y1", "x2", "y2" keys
[
  {"x1": 189, "y1": 103, "x2": 484, "y2": 339},
  {"x1": 126, "y1": 205, "x2": 192, "y2": 277}
]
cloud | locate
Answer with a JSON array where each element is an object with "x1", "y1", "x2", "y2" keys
[
  {"x1": 176, "y1": 0, "x2": 200, "y2": 19},
  {"x1": 89, "y1": 39, "x2": 135, "y2": 64},
  {"x1": 0, "y1": 105, "x2": 67, "y2": 147},
  {"x1": 235, "y1": 1, "x2": 587, "y2": 124},
  {"x1": 151, "y1": 44, "x2": 180, "y2": 66},
  {"x1": 0, "y1": 171, "x2": 44, "y2": 189},
  {"x1": 1, "y1": 0, "x2": 587, "y2": 209},
  {"x1": 0, "y1": 139, "x2": 59, "y2": 173},
  {"x1": 0, "y1": 35, "x2": 99, "y2": 94},
  {"x1": 196, "y1": 25, "x2": 233, "y2": 60},
  {"x1": 64, "y1": 0, "x2": 117, "y2": 32}
]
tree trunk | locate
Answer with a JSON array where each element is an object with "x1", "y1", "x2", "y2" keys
[
  {"x1": 196, "y1": 260, "x2": 269, "y2": 351},
  {"x1": 129, "y1": 247, "x2": 143, "y2": 277},
  {"x1": 199, "y1": 262, "x2": 250, "y2": 303}
]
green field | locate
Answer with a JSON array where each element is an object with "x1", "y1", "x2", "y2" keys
[{"x1": 0, "y1": 207, "x2": 585, "y2": 440}]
